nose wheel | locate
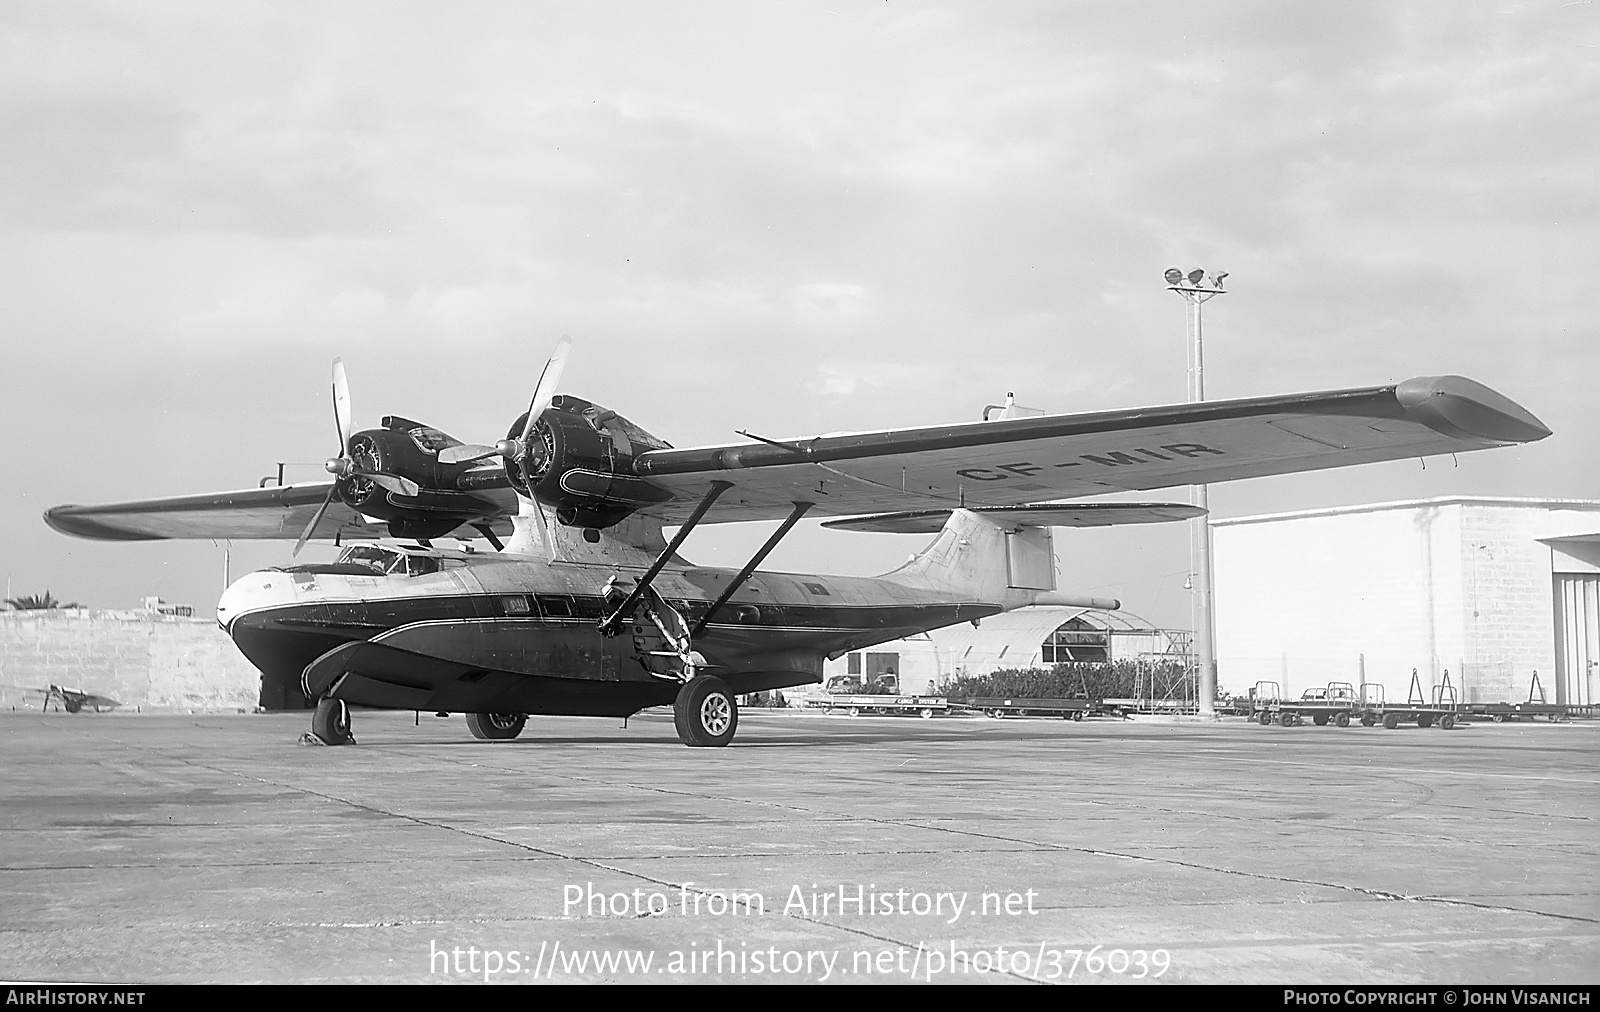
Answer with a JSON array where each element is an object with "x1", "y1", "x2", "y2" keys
[
  {"x1": 311, "y1": 697, "x2": 355, "y2": 746},
  {"x1": 674, "y1": 675, "x2": 738, "y2": 747}
]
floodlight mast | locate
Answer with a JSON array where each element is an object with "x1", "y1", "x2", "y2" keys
[{"x1": 1164, "y1": 268, "x2": 1226, "y2": 718}]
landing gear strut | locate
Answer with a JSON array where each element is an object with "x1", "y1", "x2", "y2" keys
[
  {"x1": 674, "y1": 676, "x2": 738, "y2": 747},
  {"x1": 312, "y1": 697, "x2": 354, "y2": 745}
]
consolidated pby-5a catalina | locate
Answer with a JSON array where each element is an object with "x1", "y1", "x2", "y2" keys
[{"x1": 45, "y1": 335, "x2": 1551, "y2": 747}]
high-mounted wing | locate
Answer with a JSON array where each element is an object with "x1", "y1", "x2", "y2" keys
[
  {"x1": 629, "y1": 376, "x2": 1550, "y2": 525},
  {"x1": 42, "y1": 483, "x2": 495, "y2": 543},
  {"x1": 821, "y1": 502, "x2": 1205, "y2": 534}
]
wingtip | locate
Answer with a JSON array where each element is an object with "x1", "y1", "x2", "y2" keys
[
  {"x1": 43, "y1": 506, "x2": 163, "y2": 541},
  {"x1": 1396, "y1": 376, "x2": 1552, "y2": 444}
]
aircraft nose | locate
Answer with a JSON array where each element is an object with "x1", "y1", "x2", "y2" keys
[{"x1": 216, "y1": 570, "x2": 297, "y2": 631}]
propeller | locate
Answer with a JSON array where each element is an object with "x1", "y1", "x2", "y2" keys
[
  {"x1": 437, "y1": 335, "x2": 572, "y2": 557},
  {"x1": 293, "y1": 358, "x2": 421, "y2": 557},
  {"x1": 439, "y1": 334, "x2": 571, "y2": 467}
]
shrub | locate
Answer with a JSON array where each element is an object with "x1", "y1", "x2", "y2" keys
[{"x1": 944, "y1": 660, "x2": 1193, "y2": 701}]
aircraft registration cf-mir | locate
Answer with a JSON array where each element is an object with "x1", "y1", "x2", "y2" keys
[{"x1": 45, "y1": 337, "x2": 1551, "y2": 747}]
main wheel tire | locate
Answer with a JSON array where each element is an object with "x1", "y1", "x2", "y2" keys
[
  {"x1": 312, "y1": 697, "x2": 353, "y2": 745},
  {"x1": 674, "y1": 676, "x2": 738, "y2": 747},
  {"x1": 465, "y1": 712, "x2": 527, "y2": 740},
  {"x1": 1439, "y1": 713, "x2": 1456, "y2": 730},
  {"x1": 1334, "y1": 712, "x2": 1351, "y2": 728},
  {"x1": 1382, "y1": 713, "x2": 1400, "y2": 730}
]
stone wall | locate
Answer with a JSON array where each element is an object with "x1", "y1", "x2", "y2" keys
[{"x1": 0, "y1": 610, "x2": 260, "y2": 710}]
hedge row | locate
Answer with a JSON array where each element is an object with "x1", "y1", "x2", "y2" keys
[{"x1": 945, "y1": 660, "x2": 1194, "y2": 701}]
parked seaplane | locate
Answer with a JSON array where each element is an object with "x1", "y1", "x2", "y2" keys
[{"x1": 45, "y1": 338, "x2": 1550, "y2": 747}]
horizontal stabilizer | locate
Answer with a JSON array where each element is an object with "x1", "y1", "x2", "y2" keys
[{"x1": 823, "y1": 502, "x2": 1204, "y2": 534}]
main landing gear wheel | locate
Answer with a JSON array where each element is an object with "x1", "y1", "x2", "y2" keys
[
  {"x1": 465, "y1": 712, "x2": 527, "y2": 740},
  {"x1": 674, "y1": 675, "x2": 738, "y2": 748},
  {"x1": 312, "y1": 697, "x2": 354, "y2": 745}
]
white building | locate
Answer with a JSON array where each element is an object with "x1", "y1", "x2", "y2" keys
[{"x1": 1212, "y1": 497, "x2": 1600, "y2": 707}]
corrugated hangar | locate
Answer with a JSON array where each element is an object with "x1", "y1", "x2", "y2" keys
[
  {"x1": 1213, "y1": 497, "x2": 1600, "y2": 707},
  {"x1": 818, "y1": 607, "x2": 1188, "y2": 696}
]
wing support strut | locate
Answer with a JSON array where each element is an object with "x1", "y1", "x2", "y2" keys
[
  {"x1": 690, "y1": 501, "x2": 813, "y2": 638},
  {"x1": 597, "y1": 480, "x2": 733, "y2": 635},
  {"x1": 470, "y1": 523, "x2": 505, "y2": 552}
]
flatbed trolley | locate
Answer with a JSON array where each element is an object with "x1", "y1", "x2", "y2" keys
[
  {"x1": 957, "y1": 697, "x2": 1098, "y2": 720},
  {"x1": 823, "y1": 694, "x2": 950, "y2": 718}
]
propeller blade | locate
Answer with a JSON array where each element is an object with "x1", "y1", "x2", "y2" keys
[
  {"x1": 438, "y1": 442, "x2": 501, "y2": 465},
  {"x1": 521, "y1": 334, "x2": 572, "y2": 447},
  {"x1": 363, "y1": 472, "x2": 421, "y2": 497},
  {"x1": 331, "y1": 358, "x2": 352, "y2": 454},
  {"x1": 294, "y1": 485, "x2": 338, "y2": 557}
]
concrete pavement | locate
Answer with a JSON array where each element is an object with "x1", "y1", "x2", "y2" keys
[{"x1": 1, "y1": 707, "x2": 1595, "y2": 984}]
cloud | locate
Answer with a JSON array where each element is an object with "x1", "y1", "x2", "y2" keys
[{"x1": 2, "y1": 2, "x2": 1592, "y2": 624}]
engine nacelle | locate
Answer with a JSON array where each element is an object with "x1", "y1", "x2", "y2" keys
[
  {"x1": 503, "y1": 395, "x2": 673, "y2": 529},
  {"x1": 339, "y1": 415, "x2": 451, "y2": 508}
]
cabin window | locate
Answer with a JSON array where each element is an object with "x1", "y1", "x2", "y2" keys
[
  {"x1": 537, "y1": 595, "x2": 573, "y2": 618},
  {"x1": 500, "y1": 596, "x2": 530, "y2": 615},
  {"x1": 568, "y1": 596, "x2": 604, "y2": 619}
]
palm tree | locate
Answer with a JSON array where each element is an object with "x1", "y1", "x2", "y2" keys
[{"x1": 5, "y1": 591, "x2": 82, "y2": 610}]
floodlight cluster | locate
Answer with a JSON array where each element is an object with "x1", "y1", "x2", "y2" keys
[{"x1": 1164, "y1": 267, "x2": 1228, "y2": 290}]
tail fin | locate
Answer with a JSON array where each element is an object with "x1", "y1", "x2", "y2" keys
[{"x1": 879, "y1": 509, "x2": 1118, "y2": 611}]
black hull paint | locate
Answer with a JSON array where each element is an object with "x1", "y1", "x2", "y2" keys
[{"x1": 229, "y1": 593, "x2": 998, "y2": 713}]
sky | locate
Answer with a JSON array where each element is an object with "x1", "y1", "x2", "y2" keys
[{"x1": 2, "y1": 0, "x2": 1596, "y2": 630}]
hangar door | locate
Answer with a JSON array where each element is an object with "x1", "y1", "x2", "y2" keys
[{"x1": 1553, "y1": 575, "x2": 1599, "y2": 706}]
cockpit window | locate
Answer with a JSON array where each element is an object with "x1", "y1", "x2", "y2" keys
[
  {"x1": 406, "y1": 555, "x2": 441, "y2": 576},
  {"x1": 335, "y1": 545, "x2": 447, "y2": 577},
  {"x1": 408, "y1": 427, "x2": 458, "y2": 454},
  {"x1": 337, "y1": 546, "x2": 397, "y2": 573}
]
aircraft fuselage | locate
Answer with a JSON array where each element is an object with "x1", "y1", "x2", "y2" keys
[{"x1": 218, "y1": 545, "x2": 997, "y2": 714}]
